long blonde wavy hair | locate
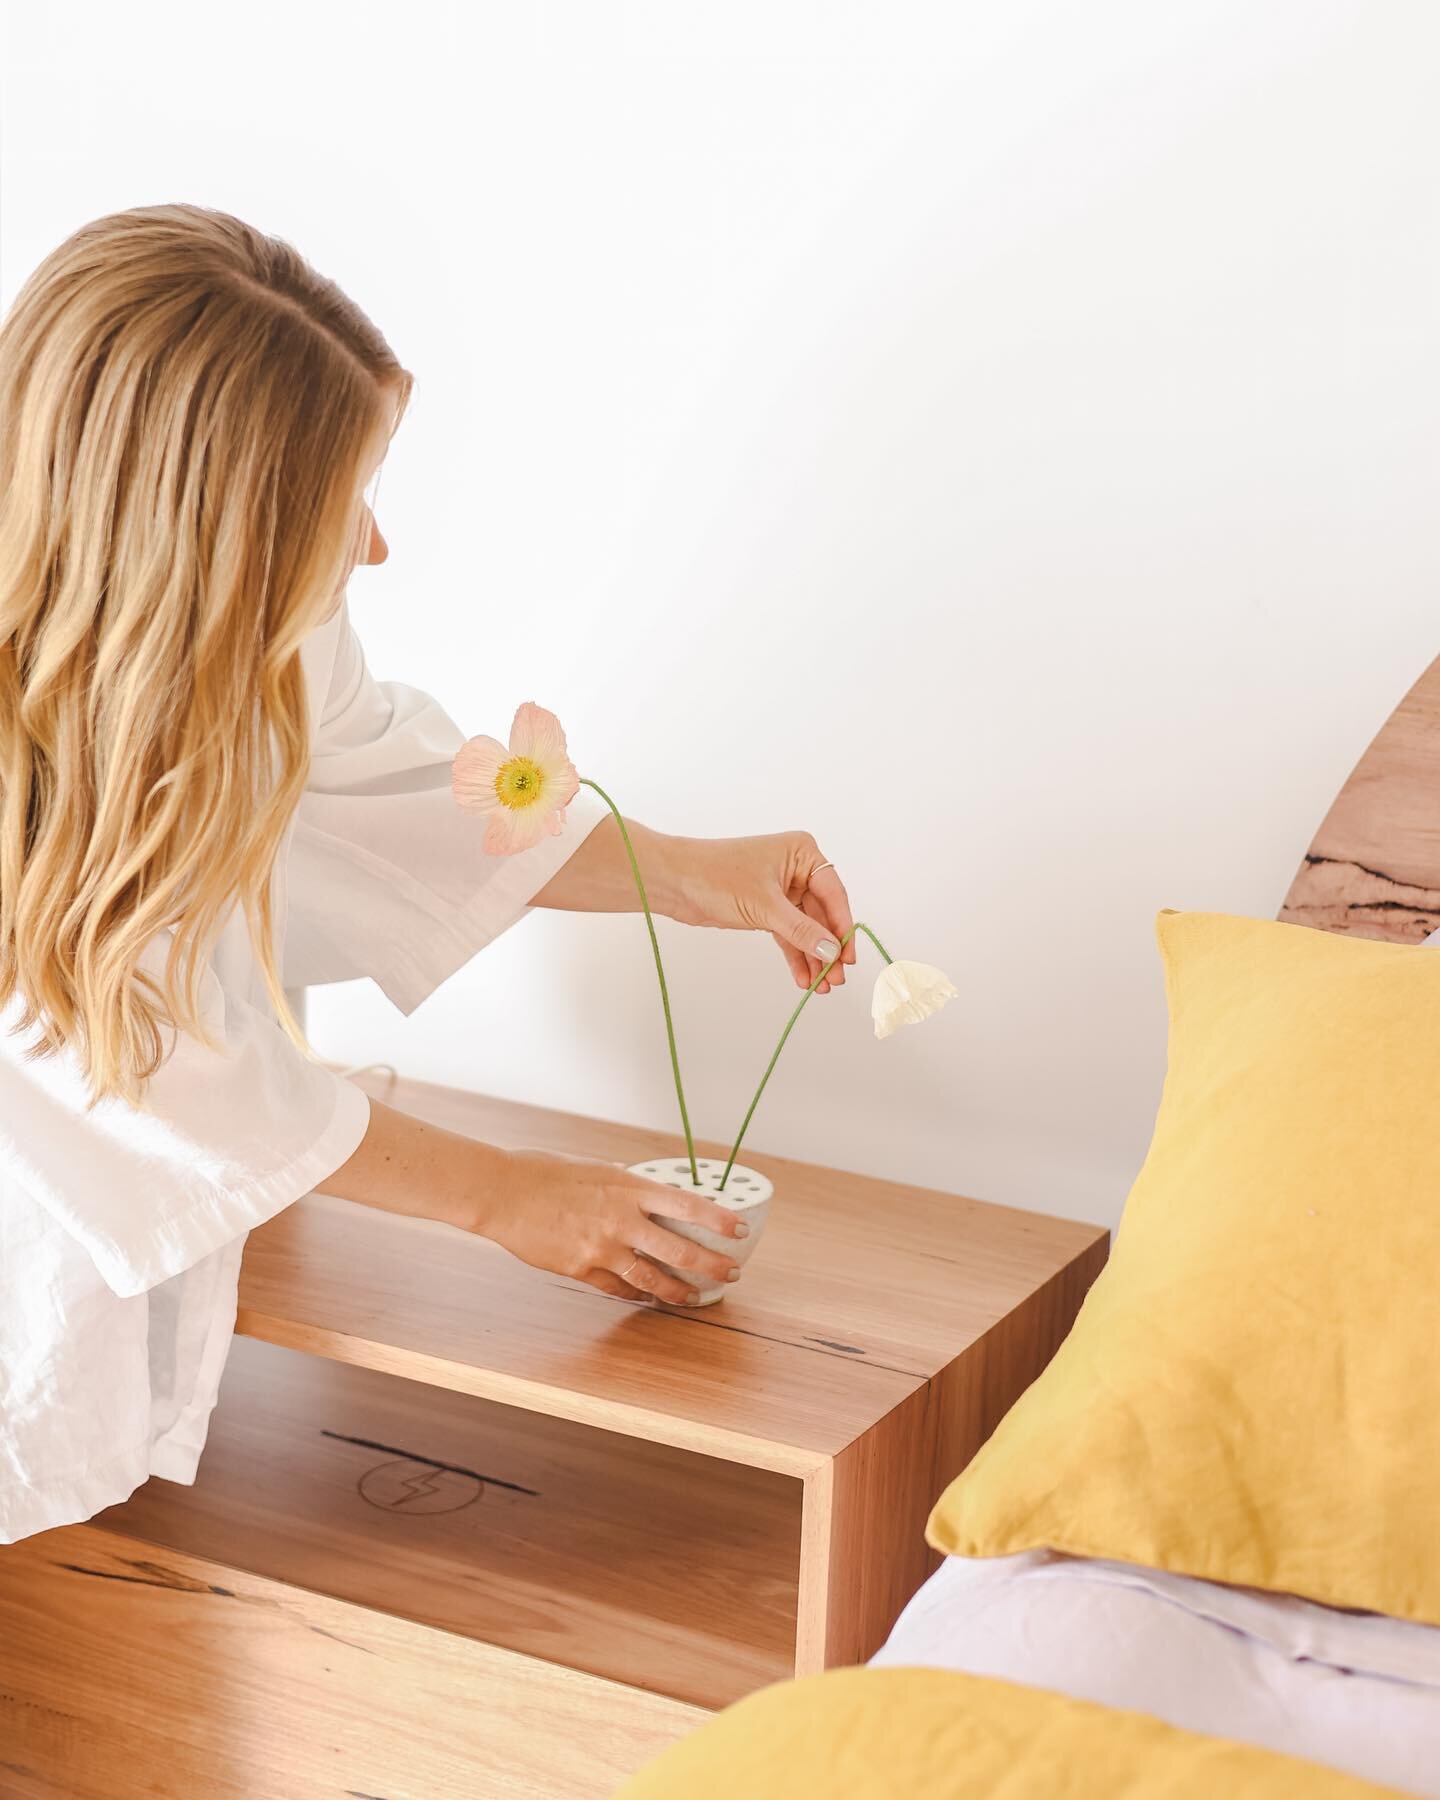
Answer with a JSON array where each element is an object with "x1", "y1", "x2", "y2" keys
[{"x1": 0, "y1": 204, "x2": 413, "y2": 1108}]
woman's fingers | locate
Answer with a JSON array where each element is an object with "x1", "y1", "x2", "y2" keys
[
  {"x1": 633, "y1": 1218, "x2": 739, "y2": 1286},
  {"x1": 616, "y1": 1251, "x2": 702, "y2": 1306},
  {"x1": 571, "y1": 1173, "x2": 753, "y2": 1304},
  {"x1": 805, "y1": 863, "x2": 857, "y2": 969},
  {"x1": 800, "y1": 890, "x2": 844, "y2": 988},
  {"x1": 652, "y1": 1186, "x2": 749, "y2": 1239},
  {"x1": 484, "y1": 1151, "x2": 733, "y2": 1305},
  {"x1": 773, "y1": 930, "x2": 819, "y2": 992},
  {"x1": 781, "y1": 849, "x2": 860, "y2": 993},
  {"x1": 773, "y1": 899, "x2": 834, "y2": 993},
  {"x1": 584, "y1": 1267, "x2": 649, "y2": 1302},
  {"x1": 608, "y1": 1166, "x2": 733, "y2": 1226}
]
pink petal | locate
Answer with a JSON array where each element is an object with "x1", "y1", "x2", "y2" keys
[
  {"x1": 509, "y1": 702, "x2": 580, "y2": 808},
  {"x1": 550, "y1": 764, "x2": 581, "y2": 808},
  {"x1": 509, "y1": 701, "x2": 568, "y2": 762},
  {"x1": 451, "y1": 735, "x2": 508, "y2": 812},
  {"x1": 483, "y1": 801, "x2": 554, "y2": 856}
]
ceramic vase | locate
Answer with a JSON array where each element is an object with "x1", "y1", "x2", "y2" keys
[{"x1": 626, "y1": 1155, "x2": 774, "y2": 1305}]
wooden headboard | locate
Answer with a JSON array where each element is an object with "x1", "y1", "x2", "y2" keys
[{"x1": 1279, "y1": 654, "x2": 1440, "y2": 943}]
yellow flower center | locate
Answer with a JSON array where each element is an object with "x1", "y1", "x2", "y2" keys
[{"x1": 494, "y1": 755, "x2": 547, "y2": 811}]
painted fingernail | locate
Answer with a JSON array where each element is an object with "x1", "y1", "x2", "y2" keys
[
  {"x1": 733, "y1": 1222, "x2": 750, "y2": 1239},
  {"x1": 685, "y1": 1293, "x2": 701, "y2": 1305},
  {"x1": 815, "y1": 939, "x2": 840, "y2": 961},
  {"x1": 726, "y1": 1268, "x2": 742, "y2": 1282}
]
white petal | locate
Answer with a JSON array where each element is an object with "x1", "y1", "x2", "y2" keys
[{"x1": 871, "y1": 960, "x2": 958, "y2": 1039}]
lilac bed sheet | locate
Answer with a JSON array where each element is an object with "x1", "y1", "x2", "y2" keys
[{"x1": 871, "y1": 1551, "x2": 1440, "y2": 1796}]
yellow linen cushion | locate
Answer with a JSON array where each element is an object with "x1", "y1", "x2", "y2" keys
[
  {"x1": 928, "y1": 909, "x2": 1440, "y2": 1623},
  {"x1": 615, "y1": 1666, "x2": 1400, "y2": 1799}
]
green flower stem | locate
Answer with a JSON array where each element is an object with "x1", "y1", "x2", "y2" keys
[
  {"x1": 579, "y1": 777, "x2": 698, "y2": 1184},
  {"x1": 719, "y1": 920, "x2": 893, "y2": 1190}
]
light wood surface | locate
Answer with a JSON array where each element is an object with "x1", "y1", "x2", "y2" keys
[
  {"x1": 0, "y1": 1524, "x2": 705, "y2": 1800},
  {"x1": 2, "y1": 1073, "x2": 1107, "y2": 1794},
  {"x1": 239, "y1": 1193, "x2": 909, "y2": 1475},
  {"x1": 796, "y1": 1379, "x2": 942, "y2": 1673},
  {"x1": 1280, "y1": 653, "x2": 1440, "y2": 940},
  {"x1": 240, "y1": 1071, "x2": 1106, "y2": 1475},
  {"x1": 239, "y1": 1072, "x2": 1107, "y2": 1691},
  {"x1": 99, "y1": 1335, "x2": 799, "y2": 1710},
  {"x1": 792, "y1": 1239, "x2": 1109, "y2": 1672}
]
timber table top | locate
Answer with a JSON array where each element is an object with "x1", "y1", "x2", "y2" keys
[{"x1": 238, "y1": 1070, "x2": 1107, "y2": 1476}]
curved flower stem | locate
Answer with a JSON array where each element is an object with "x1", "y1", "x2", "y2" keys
[
  {"x1": 578, "y1": 777, "x2": 698, "y2": 1183},
  {"x1": 719, "y1": 920, "x2": 893, "y2": 1190}
]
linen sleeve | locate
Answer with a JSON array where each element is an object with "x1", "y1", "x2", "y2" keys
[
  {"x1": 0, "y1": 955, "x2": 373, "y2": 1301},
  {"x1": 282, "y1": 599, "x2": 611, "y2": 1012}
]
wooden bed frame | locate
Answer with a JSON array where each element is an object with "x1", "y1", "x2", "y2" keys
[{"x1": 1280, "y1": 654, "x2": 1440, "y2": 942}]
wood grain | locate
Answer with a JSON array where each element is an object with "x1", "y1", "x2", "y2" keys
[
  {"x1": 0, "y1": 1524, "x2": 705, "y2": 1800},
  {"x1": 1280, "y1": 653, "x2": 1440, "y2": 940},
  {"x1": 795, "y1": 1380, "x2": 944, "y2": 1674},
  {"x1": 98, "y1": 1335, "x2": 799, "y2": 1711},
  {"x1": 790, "y1": 1235, "x2": 1110, "y2": 1674},
  {"x1": 931, "y1": 1236, "x2": 1113, "y2": 1493},
  {"x1": 239, "y1": 1193, "x2": 912, "y2": 1475},
  {"x1": 238, "y1": 1071, "x2": 1107, "y2": 1475},
  {"x1": 0, "y1": 1073, "x2": 1108, "y2": 1794}
]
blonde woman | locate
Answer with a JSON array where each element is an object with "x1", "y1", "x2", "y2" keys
[{"x1": 0, "y1": 205, "x2": 858, "y2": 1544}]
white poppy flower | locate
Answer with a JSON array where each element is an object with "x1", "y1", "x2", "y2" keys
[{"x1": 871, "y1": 960, "x2": 958, "y2": 1039}]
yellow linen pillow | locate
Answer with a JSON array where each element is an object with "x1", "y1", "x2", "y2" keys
[
  {"x1": 928, "y1": 909, "x2": 1440, "y2": 1624},
  {"x1": 616, "y1": 1667, "x2": 1399, "y2": 1799}
]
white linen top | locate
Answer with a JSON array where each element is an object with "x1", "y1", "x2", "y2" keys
[{"x1": 0, "y1": 596, "x2": 608, "y2": 1543}]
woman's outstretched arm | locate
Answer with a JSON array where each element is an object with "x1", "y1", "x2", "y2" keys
[{"x1": 319, "y1": 1095, "x2": 746, "y2": 1307}]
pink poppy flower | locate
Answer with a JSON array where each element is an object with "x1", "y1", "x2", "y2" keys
[{"x1": 451, "y1": 701, "x2": 580, "y2": 855}]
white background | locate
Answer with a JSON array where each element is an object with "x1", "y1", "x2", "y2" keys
[{"x1": 3, "y1": 2, "x2": 1438, "y2": 1227}]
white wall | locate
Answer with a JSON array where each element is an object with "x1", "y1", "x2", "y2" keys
[{"x1": 4, "y1": 2, "x2": 1438, "y2": 1227}]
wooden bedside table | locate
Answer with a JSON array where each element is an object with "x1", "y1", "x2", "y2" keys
[{"x1": 0, "y1": 1072, "x2": 1107, "y2": 1799}]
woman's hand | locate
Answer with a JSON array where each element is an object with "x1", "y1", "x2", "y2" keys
[
  {"x1": 480, "y1": 1146, "x2": 747, "y2": 1305},
  {"x1": 531, "y1": 817, "x2": 857, "y2": 993},
  {"x1": 664, "y1": 830, "x2": 859, "y2": 995}
]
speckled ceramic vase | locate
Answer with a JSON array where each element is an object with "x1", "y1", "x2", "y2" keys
[{"x1": 626, "y1": 1155, "x2": 774, "y2": 1305}]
